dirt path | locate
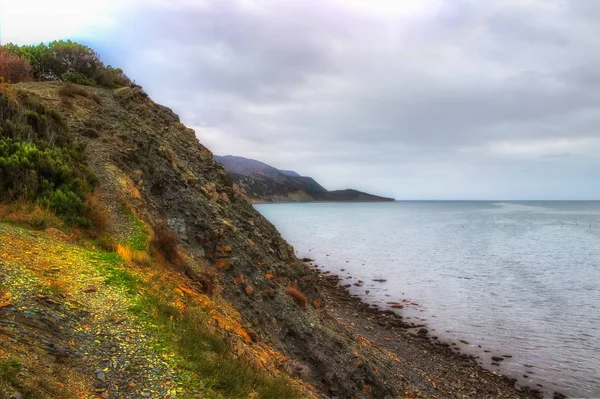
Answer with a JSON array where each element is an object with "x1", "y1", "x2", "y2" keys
[{"x1": 0, "y1": 224, "x2": 180, "y2": 399}]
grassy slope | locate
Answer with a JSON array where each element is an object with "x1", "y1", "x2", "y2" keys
[{"x1": 0, "y1": 222, "x2": 308, "y2": 399}]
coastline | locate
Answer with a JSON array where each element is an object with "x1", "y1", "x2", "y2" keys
[
  {"x1": 310, "y1": 264, "x2": 567, "y2": 399},
  {"x1": 251, "y1": 199, "x2": 396, "y2": 204}
]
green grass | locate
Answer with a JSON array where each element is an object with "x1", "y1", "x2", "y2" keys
[
  {"x1": 121, "y1": 205, "x2": 150, "y2": 251},
  {"x1": 0, "y1": 360, "x2": 25, "y2": 394},
  {"x1": 89, "y1": 247, "x2": 302, "y2": 399},
  {"x1": 174, "y1": 314, "x2": 300, "y2": 398},
  {"x1": 92, "y1": 251, "x2": 141, "y2": 295},
  {"x1": 136, "y1": 293, "x2": 302, "y2": 399},
  {"x1": 129, "y1": 218, "x2": 149, "y2": 251},
  {"x1": 0, "y1": 360, "x2": 21, "y2": 384}
]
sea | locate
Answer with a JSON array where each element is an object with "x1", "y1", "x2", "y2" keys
[{"x1": 255, "y1": 201, "x2": 600, "y2": 398}]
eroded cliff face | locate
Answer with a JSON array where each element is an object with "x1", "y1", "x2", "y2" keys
[{"x1": 17, "y1": 82, "x2": 403, "y2": 398}]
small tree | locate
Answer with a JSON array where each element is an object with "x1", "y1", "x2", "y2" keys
[
  {"x1": 0, "y1": 50, "x2": 32, "y2": 83},
  {"x1": 2, "y1": 43, "x2": 55, "y2": 80},
  {"x1": 48, "y1": 40, "x2": 102, "y2": 79},
  {"x1": 2, "y1": 41, "x2": 134, "y2": 88}
]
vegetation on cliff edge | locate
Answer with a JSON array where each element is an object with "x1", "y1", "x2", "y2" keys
[
  {"x1": 0, "y1": 82, "x2": 98, "y2": 225},
  {"x1": 1, "y1": 40, "x2": 132, "y2": 88},
  {"x1": 0, "y1": 222, "x2": 304, "y2": 398},
  {"x1": 0, "y1": 39, "x2": 136, "y2": 227}
]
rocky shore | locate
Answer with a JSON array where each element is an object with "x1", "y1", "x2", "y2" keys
[
  {"x1": 311, "y1": 265, "x2": 568, "y2": 399},
  {"x1": 5, "y1": 81, "x2": 571, "y2": 399}
]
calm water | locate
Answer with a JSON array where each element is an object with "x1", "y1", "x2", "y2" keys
[{"x1": 255, "y1": 201, "x2": 600, "y2": 398}]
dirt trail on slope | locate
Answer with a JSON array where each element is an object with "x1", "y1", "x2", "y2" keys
[{"x1": 0, "y1": 224, "x2": 180, "y2": 399}]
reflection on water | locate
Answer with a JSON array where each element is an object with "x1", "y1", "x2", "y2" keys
[{"x1": 256, "y1": 201, "x2": 600, "y2": 398}]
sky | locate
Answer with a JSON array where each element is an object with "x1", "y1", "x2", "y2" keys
[{"x1": 3, "y1": 0, "x2": 600, "y2": 199}]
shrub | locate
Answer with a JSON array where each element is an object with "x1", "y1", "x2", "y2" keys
[
  {"x1": 0, "y1": 201, "x2": 63, "y2": 230},
  {"x1": 58, "y1": 82, "x2": 88, "y2": 98},
  {"x1": 62, "y1": 71, "x2": 96, "y2": 86},
  {"x1": 85, "y1": 192, "x2": 110, "y2": 234},
  {"x1": 152, "y1": 222, "x2": 181, "y2": 264},
  {"x1": 96, "y1": 233, "x2": 117, "y2": 252},
  {"x1": 39, "y1": 189, "x2": 87, "y2": 224},
  {"x1": 2, "y1": 41, "x2": 133, "y2": 88},
  {"x1": 285, "y1": 287, "x2": 307, "y2": 308},
  {"x1": 0, "y1": 50, "x2": 31, "y2": 83},
  {"x1": 2, "y1": 42, "x2": 56, "y2": 80},
  {"x1": 0, "y1": 84, "x2": 98, "y2": 226},
  {"x1": 57, "y1": 82, "x2": 101, "y2": 105}
]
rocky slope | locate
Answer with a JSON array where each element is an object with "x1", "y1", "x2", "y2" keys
[
  {"x1": 0, "y1": 81, "x2": 540, "y2": 399},
  {"x1": 215, "y1": 155, "x2": 395, "y2": 203},
  {"x1": 2, "y1": 82, "x2": 403, "y2": 398}
]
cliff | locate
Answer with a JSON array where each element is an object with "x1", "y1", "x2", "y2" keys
[
  {"x1": 0, "y1": 81, "x2": 540, "y2": 399},
  {"x1": 0, "y1": 81, "x2": 403, "y2": 398},
  {"x1": 215, "y1": 155, "x2": 395, "y2": 203}
]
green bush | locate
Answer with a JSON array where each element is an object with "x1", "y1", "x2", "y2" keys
[
  {"x1": 62, "y1": 71, "x2": 96, "y2": 86},
  {"x1": 2, "y1": 40, "x2": 133, "y2": 88},
  {"x1": 0, "y1": 85, "x2": 97, "y2": 225}
]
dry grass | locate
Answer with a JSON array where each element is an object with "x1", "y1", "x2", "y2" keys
[
  {"x1": 116, "y1": 243, "x2": 151, "y2": 265},
  {"x1": 59, "y1": 96, "x2": 73, "y2": 108},
  {"x1": 285, "y1": 287, "x2": 307, "y2": 308},
  {"x1": 58, "y1": 82, "x2": 88, "y2": 98},
  {"x1": 0, "y1": 202, "x2": 63, "y2": 230},
  {"x1": 85, "y1": 192, "x2": 110, "y2": 235},
  {"x1": 96, "y1": 233, "x2": 117, "y2": 252},
  {"x1": 47, "y1": 277, "x2": 69, "y2": 295},
  {"x1": 89, "y1": 92, "x2": 102, "y2": 104},
  {"x1": 57, "y1": 82, "x2": 102, "y2": 106},
  {"x1": 151, "y1": 222, "x2": 181, "y2": 264}
]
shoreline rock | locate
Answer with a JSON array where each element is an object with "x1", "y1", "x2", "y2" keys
[{"x1": 310, "y1": 264, "x2": 545, "y2": 399}]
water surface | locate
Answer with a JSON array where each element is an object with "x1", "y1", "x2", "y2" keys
[{"x1": 255, "y1": 201, "x2": 600, "y2": 398}]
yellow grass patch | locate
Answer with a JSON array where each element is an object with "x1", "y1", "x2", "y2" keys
[
  {"x1": 116, "y1": 243, "x2": 150, "y2": 265},
  {"x1": 0, "y1": 202, "x2": 63, "y2": 230}
]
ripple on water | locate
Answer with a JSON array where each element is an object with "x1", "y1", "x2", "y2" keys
[{"x1": 256, "y1": 201, "x2": 600, "y2": 398}]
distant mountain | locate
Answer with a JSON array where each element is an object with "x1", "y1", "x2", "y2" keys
[
  {"x1": 279, "y1": 170, "x2": 301, "y2": 177},
  {"x1": 214, "y1": 155, "x2": 395, "y2": 203}
]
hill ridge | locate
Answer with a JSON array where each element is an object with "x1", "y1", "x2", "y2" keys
[{"x1": 214, "y1": 154, "x2": 395, "y2": 203}]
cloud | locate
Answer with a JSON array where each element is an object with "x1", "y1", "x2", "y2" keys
[{"x1": 13, "y1": 0, "x2": 600, "y2": 199}]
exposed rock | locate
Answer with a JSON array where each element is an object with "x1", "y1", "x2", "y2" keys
[
  {"x1": 168, "y1": 218, "x2": 189, "y2": 241},
  {"x1": 5, "y1": 81, "x2": 538, "y2": 399},
  {"x1": 82, "y1": 128, "x2": 100, "y2": 138},
  {"x1": 95, "y1": 370, "x2": 106, "y2": 381}
]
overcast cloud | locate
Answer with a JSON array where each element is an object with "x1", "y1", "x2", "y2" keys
[{"x1": 6, "y1": 0, "x2": 600, "y2": 199}]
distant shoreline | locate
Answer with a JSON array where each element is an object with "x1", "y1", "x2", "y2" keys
[
  {"x1": 256, "y1": 199, "x2": 600, "y2": 203},
  {"x1": 251, "y1": 199, "x2": 396, "y2": 204}
]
